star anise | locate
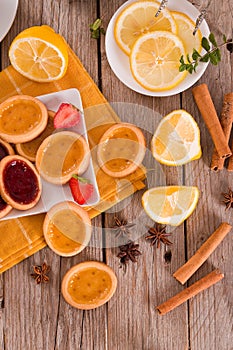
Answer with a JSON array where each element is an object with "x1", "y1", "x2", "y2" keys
[
  {"x1": 117, "y1": 240, "x2": 141, "y2": 270},
  {"x1": 112, "y1": 216, "x2": 136, "y2": 238},
  {"x1": 31, "y1": 262, "x2": 50, "y2": 284},
  {"x1": 222, "y1": 188, "x2": 233, "y2": 210},
  {"x1": 145, "y1": 225, "x2": 172, "y2": 248}
]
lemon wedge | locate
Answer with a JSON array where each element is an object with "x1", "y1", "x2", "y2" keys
[
  {"x1": 9, "y1": 25, "x2": 68, "y2": 82},
  {"x1": 142, "y1": 186, "x2": 199, "y2": 226},
  {"x1": 151, "y1": 109, "x2": 202, "y2": 165},
  {"x1": 172, "y1": 11, "x2": 202, "y2": 56},
  {"x1": 114, "y1": 0, "x2": 177, "y2": 55},
  {"x1": 130, "y1": 31, "x2": 187, "y2": 91}
]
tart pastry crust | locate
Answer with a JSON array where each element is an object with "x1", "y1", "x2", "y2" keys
[
  {"x1": 97, "y1": 122, "x2": 146, "y2": 178},
  {"x1": 0, "y1": 95, "x2": 48, "y2": 143},
  {"x1": 0, "y1": 138, "x2": 15, "y2": 160},
  {"x1": 36, "y1": 131, "x2": 90, "y2": 185},
  {"x1": 16, "y1": 110, "x2": 55, "y2": 162},
  {"x1": 0, "y1": 155, "x2": 42, "y2": 210},
  {"x1": 43, "y1": 201, "x2": 92, "y2": 257},
  {"x1": 61, "y1": 261, "x2": 117, "y2": 309}
]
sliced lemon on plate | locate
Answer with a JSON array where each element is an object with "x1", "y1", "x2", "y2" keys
[
  {"x1": 172, "y1": 11, "x2": 202, "y2": 56},
  {"x1": 114, "y1": 0, "x2": 177, "y2": 55},
  {"x1": 142, "y1": 186, "x2": 199, "y2": 226},
  {"x1": 9, "y1": 25, "x2": 68, "y2": 82},
  {"x1": 130, "y1": 31, "x2": 187, "y2": 91},
  {"x1": 151, "y1": 109, "x2": 202, "y2": 165}
]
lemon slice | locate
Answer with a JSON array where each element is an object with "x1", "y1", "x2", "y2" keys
[
  {"x1": 172, "y1": 11, "x2": 202, "y2": 56},
  {"x1": 114, "y1": 0, "x2": 177, "y2": 55},
  {"x1": 9, "y1": 25, "x2": 68, "y2": 82},
  {"x1": 142, "y1": 186, "x2": 199, "y2": 226},
  {"x1": 130, "y1": 31, "x2": 187, "y2": 91},
  {"x1": 151, "y1": 109, "x2": 202, "y2": 165}
]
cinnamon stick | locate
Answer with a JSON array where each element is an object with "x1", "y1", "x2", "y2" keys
[
  {"x1": 227, "y1": 93, "x2": 233, "y2": 170},
  {"x1": 228, "y1": 140, "x2": 233, "y2": 171},
  {"x1": 211, "y1": 93, "x2": 233, "y2": 171},
  {"x1": 157, "y1": 269, "x2": 224, "y2": 315},
  {"x1": 192, "y1": 84, "x2": 232, "y2": 159},
  {"x1": 173, "y1": 222, "x2": 231, "y2": 284}
]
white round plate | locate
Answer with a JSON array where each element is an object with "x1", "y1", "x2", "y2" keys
[
  {"x1": 105, "y1": 0, "x2": 210, "y2": 97},
  {"x1": 0, "y1": 0, "x2": 18, "y2": 42}
]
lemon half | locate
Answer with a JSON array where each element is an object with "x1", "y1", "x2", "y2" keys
[
  {"x1": 151, "y1": 109, "x2": 202, "y2": 165},
  {"x1": 9, "y1": 25, "x2": 68, "y2": 82},
  {"x1": 142, "y1": 186, "x2": 199, "y2": 226}
]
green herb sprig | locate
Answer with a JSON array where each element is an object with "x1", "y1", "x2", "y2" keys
[
  {"x1": 179, "y1": 33, "x2": 233, "y2": 74},
  {"x1": 90, "y1": 18, "x2": 105, "y2": 39}
]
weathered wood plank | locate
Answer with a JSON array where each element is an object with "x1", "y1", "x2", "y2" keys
[
  {"x1": 100, "y1": 1, "x2": 189, "y2": 349},
  {"x1": 182, "y1": 1, "x2": 233, "y2": 349},
  {"x1": 55, "y1": 226, "x2": 107, "y2": 350},
  {"x1": 0, "y1": 0, "x2": 232, "y2": 349},
  {"x1": 0, "y1": 1, "x2": 106, "y2": 350},
  {"x1": 3, "y1": 248, "x2": 60, "y2": 350},
  {"x1": 53, "y1": 1, "x2": 107, "y2": 348},
  {"x1": 0, "y1": 275, "x2": 4, "y2": 350}
]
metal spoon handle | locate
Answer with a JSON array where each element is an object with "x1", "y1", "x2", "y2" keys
[
  {"x1": 155, "y1": 0, "x2": 168, "y2": 18},
  {"x1": 193, "y1": 8, "x2": 207, "y2": 35}
]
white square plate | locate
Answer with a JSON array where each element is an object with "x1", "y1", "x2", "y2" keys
[{"x1": 1, "y1": 88, "x2": 100, "y2": 220}]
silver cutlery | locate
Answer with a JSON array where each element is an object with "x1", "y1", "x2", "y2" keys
[{"x1": 155, "y1": 0, "x2": 168, "y2": 17}]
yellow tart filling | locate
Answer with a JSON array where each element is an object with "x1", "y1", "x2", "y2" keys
[
  {"x1": 99, "y1": 127, "x2": 141, "y2": 171},
  {"x1": 67, "y1": 267, "x2": 112, "y2": 305},
  {"x1": 40, "y1": 134, "x2": 85, "y2": 178},
  {"x1": 0, "y1": 100, "x2": 42, "y2": 135},
  {"x1": 18, "y1": 114, "x2": 55, "y2": 158},
  {"x1": 47, "y1": 209, "x2": 88, "y2": 253}
]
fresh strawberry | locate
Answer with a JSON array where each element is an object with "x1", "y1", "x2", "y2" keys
[
  {"x1": 69, "y1": 175, "x2": 94, "y2": 205},
  {"x1": 53, "y1": 103, "x2": 81, "y2": 129}
]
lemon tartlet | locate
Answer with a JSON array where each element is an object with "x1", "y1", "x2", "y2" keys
[
  {"x1": 16, "y1": 110, "x2": 55, "y2": 162},
  {"x1": 43, "y1": 201, "x2": 92, "y2": 257},
  {"x1": 36, "y1": 131, "x2": 90, "y2": 185},
  {"x1": 61, "y1": 261, "x2": 117, "y2": 309},
  {"x1": 97, "y1": 123, "x2": 146, "y2": 177},
  {"x1": 0, "y1": 155, "x2": 42, "y2": 210},
  {"x1": 0, "y1": 95, "x2": 48, "y2": 143}
]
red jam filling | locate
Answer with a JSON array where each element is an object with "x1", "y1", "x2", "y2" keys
[
  {"x1": 0, "y1": 143, "x2": 9, "y2": 161},
  {"x1": 0, "y1": 195, "x2": 7, "y2": 211},
  {"x1": 3, "y1": 159, "x2": 39, "y2": 204}
]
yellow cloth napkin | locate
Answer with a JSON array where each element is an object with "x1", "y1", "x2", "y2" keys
[{"x1": 0, "y1": 41, "x2": 146, "y2": 273}]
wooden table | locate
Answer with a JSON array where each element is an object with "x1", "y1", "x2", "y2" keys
[{"x1": 0, "y1": 0, "x2": 232, "y2": 349}]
